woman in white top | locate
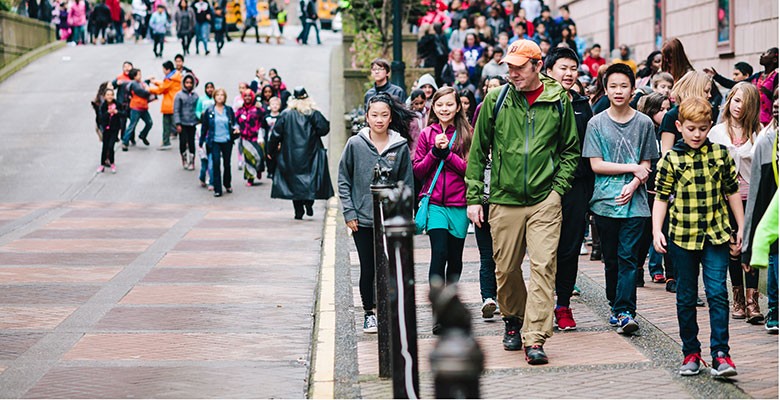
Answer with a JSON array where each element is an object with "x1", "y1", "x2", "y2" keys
[{"x1": 708, "y1": 81, "x2": 764, "y2": 324}]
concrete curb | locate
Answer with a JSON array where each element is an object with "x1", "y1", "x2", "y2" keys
[{"x1": 0, "y1": 41, "x2": 65, "y2": 84}]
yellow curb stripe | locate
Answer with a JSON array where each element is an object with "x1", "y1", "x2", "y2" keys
[{"x1": 311, "y1": 197, "x2": 338, "y2": 399}]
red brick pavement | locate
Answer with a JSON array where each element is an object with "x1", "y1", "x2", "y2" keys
[
  {"x1": 350, "y1": 234, "x2": 778, "y2": 399},
  {"x1": 0, "y1": 200, "x2": 325, "y2": 398}
]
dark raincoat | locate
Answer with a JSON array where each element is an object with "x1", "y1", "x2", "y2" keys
[{"x1": 268, "y1": 107, "x2": 334, "y2": 200}]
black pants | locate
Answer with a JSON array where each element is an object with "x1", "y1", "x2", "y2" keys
[
  {"x1": 729, "y1": 199, "x2": 758, "y2": 288},
  {"x1": 180, "y1": 34, "x2": 192, "y2": 54},
  {"x1": 474, "y1": 203, "x2": 495, "y2": 301},
  {"x1": 210, "y1": 141, "x2": 233, "y2": 194},
  {"x1": 293, "y1": 200, "x2": 314, "y2": 217},
  {"x1": 353, "y1": 227, "x2": 375, "y2": 311},
  {"x1": 179, "y1": 125, "x2": 196, "y2": 156},
  {"x1": 152, "y1": 33, "x2": 164, "y2": 56},
  {"x1": 100, "y1": 129, "x2": 118, "y2": 165},
  {"x1": 636, "y1": 193, "x2": 656, "y2": 280},
  {"x1": 428, "y1": 229, "x2": 465, "y2": 286},
  {"x1": 556, "y1": 178, "x2": 589, "y2": 307},
  {"x1": 241, "y1": 20, "x2": 259, "y2": 42},
  {"x1": 215, "y1": 32, "x2": 225, "y2": 53},
  {"x1": 596, "y1": 216, "x2": 645, "y2": 316}
]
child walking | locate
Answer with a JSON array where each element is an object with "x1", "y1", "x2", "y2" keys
[
  {"x1": 338, "y1": 93, "x2": 415, "y2": 333},
  {"x1": 653, "y1": 96, "x2": 744, "y2": 378},
  {"x1": 264, "y1": 97, "x2": 282, "y2": 180},
  {"x1": 582, "y1": 64, "x2": 658, "y2": 335},
  {"x1": 149, "y1": 5, "x2": 169, "y2": 58},
  {"x1": 98, "y1": 88, "x2": 124, "y2": 173},
  {"x1": 174, "y1": 75, "x2": 199, "y2": 170},
  {"x1": 413, "y1": 86, "x2": 473, "y2": 334},
  {"x1": 708, "y1": 82, "x2": 764, "y2": 323}
]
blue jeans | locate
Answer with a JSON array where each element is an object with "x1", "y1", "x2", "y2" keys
[
  {"x1": 210, "y1": 141, "x2": 233, "y2": 194},
  {"x1": 196, "y1": 22, "x2": 210, "y2": 53},
  {"x1": 670, "y1": 240, "x2": 730, "y2": 358},
  {"x1": 301, "y1": 19, "x2": 320, "y2": 44},
  {"x1": 123, "y1": 109, "x2": 153, "y2": 145},
  {"x1": 647, "y1": 246, "x2": 664, "y2": 276},
  {"x1": 768, "y1": 253, "x2": 778, "y2": 309},
  {"x1": 595, "y1": 215, "x2": 645, "y2": 317},
  {"x1": 474, "y1": 203, "x2": 496, "y2": 300}
]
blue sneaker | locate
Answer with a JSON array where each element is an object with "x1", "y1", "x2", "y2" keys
[
  {"x1": 608, "y1": 314, "x2": 619, "y2": 327},
  {"x1": 616, "y1": 312, "x2": 639, "y2": 334}
]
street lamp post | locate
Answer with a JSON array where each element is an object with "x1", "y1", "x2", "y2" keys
[{"x1": 390, "y1": 0, "x2": 405, "y2": 92}]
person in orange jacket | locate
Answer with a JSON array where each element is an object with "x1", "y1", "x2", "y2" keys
[{"x1": 149, "y1": 60, "x2": 182, "y2": 149}]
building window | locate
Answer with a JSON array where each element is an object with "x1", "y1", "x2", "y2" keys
[
  {"x1": 717, "y1": 0, "x2": 735, "y2": 54},
  {"x1": 654, "y1": 0, "x2": 664, "y2": 50}
]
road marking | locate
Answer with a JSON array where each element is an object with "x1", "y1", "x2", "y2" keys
[{"x1": 311, "y1": 197, "x2": 338, "y2": 399}]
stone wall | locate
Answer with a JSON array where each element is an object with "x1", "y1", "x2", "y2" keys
[{"x1": 0, "y1": 11, "x2": 55, "y2": 69}]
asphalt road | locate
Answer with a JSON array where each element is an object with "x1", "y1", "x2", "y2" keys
[{"x1": 0, "y1": 29, "x2": 339, "y2": 206}]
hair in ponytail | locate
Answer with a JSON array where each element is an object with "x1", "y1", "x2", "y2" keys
[{"x1": 366, "y1": 93, "x2": 417, "y2": 140}]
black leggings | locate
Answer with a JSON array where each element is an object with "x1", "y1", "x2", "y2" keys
[
  {"x1": 353, "y1": 227, "x2": 375, "y2": 311},
  {"x1": 179, "y1": 125, "x2": 196, "y2": 156},
  {"x1": 428, "y1": 229, "x2": 465, "y2": 286},
  {"x1": 153, "y1": 33, "x2": 165, "y2": 56},
  {"x1": 100, "y1": 130, "x2": 118, "y2": 165},
  {"x1": 180, "y1": 34, "x2": 192, "y2": 54}
]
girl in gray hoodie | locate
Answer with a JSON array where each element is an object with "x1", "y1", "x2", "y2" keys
[{"x1": 338, "y1": 93, "x2": 415, "y2": 334}]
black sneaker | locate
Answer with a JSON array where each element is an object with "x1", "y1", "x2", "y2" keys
[
  {"x1": 666, "y1": 279, "x2": 677, "y2": 293},
  {"x1": 432, "y1": 322, "x2": 442, "y2": 335},
  {"x1": 524, "y1": 345, "x2": 549, "y2": 365},
  {"x1": 305, "y1": 203, "x2": 314, "y2": 216},
  {"x1": 140, "y1": 136, "x2": 150, "y2": 146},
  {"x1": 502, "y1": 317, "x2": 522, "y2": 351},
  {"x1": 590, "y1": 249, "x2": 602, "y2": 261}
]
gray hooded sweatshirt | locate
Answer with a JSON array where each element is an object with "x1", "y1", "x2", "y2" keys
[{"x1": 338, "y1": 127, "x2": 414, "y2": 227}]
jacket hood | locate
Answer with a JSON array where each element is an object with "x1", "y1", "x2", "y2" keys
[
  {"x1": 534, "y1": 74, "x2": 568, "y2": 103},
  {"x1": 358, "y1": 127, "x2": 408, "y2": 153},
  {"x1": 417, "y1": 74, "x2": 439, "y2": 91}
]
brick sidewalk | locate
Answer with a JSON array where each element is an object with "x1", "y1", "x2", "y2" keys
[
  {"x1": 0, "y1": 200, "x2": 325, "y2": 398},
  {"x1": 347, "y1": 234, "x2": 778, "y2": 399}
]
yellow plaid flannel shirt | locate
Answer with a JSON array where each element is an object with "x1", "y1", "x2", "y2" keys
[{"x1": 654, "y1": 140, "x2": 739, "y2": 251}]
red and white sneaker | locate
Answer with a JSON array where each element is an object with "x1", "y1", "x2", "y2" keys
[
  {"x1": 554, "y1": 306, "x2": 577, "y2": 330},
  {"x1": 711, "y1": 352, "x2": 737, "y2": 378}
]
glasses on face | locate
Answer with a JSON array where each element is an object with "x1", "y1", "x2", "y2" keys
[{"x1": 371, "y1": 67, "x2": 386, "y2": 73}]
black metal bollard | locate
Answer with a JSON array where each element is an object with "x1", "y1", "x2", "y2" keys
[
  {"x1": 371, "y1": 164, "x2": 394, "y2": 379},
  {"x1": 429, "y1": 279, "x2": 484, "y2": 399},
  {"x1": 380, "y1": 182, "x2": 419, "y2": 398}
]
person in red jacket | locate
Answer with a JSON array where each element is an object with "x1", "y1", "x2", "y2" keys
[{"x1": 582, "y1": 43, "x2": 606, "y2": 78}]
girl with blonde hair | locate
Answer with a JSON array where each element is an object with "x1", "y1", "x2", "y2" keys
[
  {"x1": 708, "y1": 82, "x2": 764, "y2": 323},
  {"x1": 659, "y1": 71, "x2": 713, "y2": 154}
]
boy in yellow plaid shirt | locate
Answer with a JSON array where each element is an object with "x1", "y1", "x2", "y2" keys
[{"x1": 652, "y1": 97, "x2": 744, "y2": 378}]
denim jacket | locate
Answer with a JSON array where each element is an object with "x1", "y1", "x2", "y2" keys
[{"x1": 199, "y1": 105, "x2": 238, "y2": 147}]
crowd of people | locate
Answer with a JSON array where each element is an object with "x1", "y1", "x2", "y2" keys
[
  {"x1": 92, "y1": 56, "x2": 333, "y2": 215},
  {"x1": 340, "y1": 0, "x2": 779, "y2": 378},
  {"x1": 26, "y1": 0, "x2": 308, "y2": 53}
]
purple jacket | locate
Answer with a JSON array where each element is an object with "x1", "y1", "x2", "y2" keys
[{"x1": 413, "y1": 123, "x2": 468, "y2": 207}]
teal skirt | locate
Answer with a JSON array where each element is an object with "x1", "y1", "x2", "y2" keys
[{"x1": 427, "y1": 204, "x2": 469, "y2": 239}]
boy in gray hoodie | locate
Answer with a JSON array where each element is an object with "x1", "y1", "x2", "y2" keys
[{"x1": 338, "y1": 93, "x2": 415, "y2": 333}]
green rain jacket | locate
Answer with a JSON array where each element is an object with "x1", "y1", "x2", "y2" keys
[{"x1": 465, "y1": 74, "x2": 580, "y2": 206}]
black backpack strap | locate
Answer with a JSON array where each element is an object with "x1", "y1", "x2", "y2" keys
[
  {"x1": 492, "y1": 83, "x2": 511, "y2": 122},
  {"x1": 555, "y1": 99, "x2": 563, "y2": 116}
]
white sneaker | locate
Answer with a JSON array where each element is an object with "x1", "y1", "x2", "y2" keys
[
  {"x1": 467, "y1": 223, "x2": 475, "y2": 234},
  {"x1": 580, "y1": 242, "x2": 589, "y2": 255},
  {"x1": 481, "y1": 298, "x2": 497, "y2": 319},
  {"x1": 363, "y1": 313, "x2": 378, "y2": 333}
]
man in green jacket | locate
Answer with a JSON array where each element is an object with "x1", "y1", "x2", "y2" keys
[{"x1": 465, "y1": 39, "x2": 580, "y2": 365}]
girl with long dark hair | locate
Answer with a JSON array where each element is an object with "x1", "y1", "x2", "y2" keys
[{"x1": 338, "y1": 93, "x2": 415, "y2": 334}]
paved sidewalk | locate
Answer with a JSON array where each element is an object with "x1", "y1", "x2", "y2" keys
[
  {"x1": 0, "y1": 200, "x2": 326, "y2": 398},
  {"x1": 338, "y1": 231, "x2": 778, "y2": 399}
]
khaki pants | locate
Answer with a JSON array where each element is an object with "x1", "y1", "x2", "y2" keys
[{"x1": 489, "y1": 191, "x2": 562, "y2": 346}]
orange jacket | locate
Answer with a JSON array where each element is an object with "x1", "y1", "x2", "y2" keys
[{"x1": 149, "y1": 71, "x2": 182, "y2": 114}]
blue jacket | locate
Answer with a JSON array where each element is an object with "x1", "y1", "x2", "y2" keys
[{"x1": 199, "y1": 104, "x2": 238, "y2": 146}]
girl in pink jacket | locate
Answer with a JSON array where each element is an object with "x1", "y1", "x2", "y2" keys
[{"x1": 412, "y1": 86, "x2": 473, "y2": 334}]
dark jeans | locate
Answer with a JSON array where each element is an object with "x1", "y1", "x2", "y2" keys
[
  {"x1": 296, "y1": 18, "x2": 308, "y2": 42},
  {"x1": 114, "y1": 20, "x2": 124, "y2": 43},
  {"x1": 670, "y1": 240, "x2": 730, "y2": 358},
  {"x1": 769, "y1": 253, "x2": 778, "y2": 308},
  {"x1": 474, "y1": 203, "x2": 495, "y2": 301},
  {"x1": 100, "y1": 129, "x2": 118, "y2": 165},
  {"x1": 152, "y1": 33, "x2": 165, "y2": 56},
  {"x1": 556, "y1": 178, "x2": 589, "y2": 307},
  {"x1": 241, "y1": 18, "x2": 259, "y2": 41},
  {"x1": 353, "y1": 227, "x2": 375, "y2": 311},
  {"x1": 595, "y1": 215, "x2": 645, "y2": 316},
  {"x1": 123, "y1": 109, "x2": 152, "y2": 145},
  {"x1": 428, "y1": 229, "x2": 465, "y2": 286},
  {"x1": 210, "y1": 141, "x2": 233, "y2": 194},
  {"x1": 196, "y1": 22, "x2": 210, "y2": 53},
  {"x1": 133, "y1": 14, "x2": 146, "y2": 40},
  {"x1": 179, "y1": 33, "x2": 192, "y2": 54},
  {"x1": 301, "y1": 19, "x2": 320, "y2": 44},
  {"x1": 179, "y1": 125, "x2": 196, "y2": 156},
  {"x1": 215, "y1": 31, "x2": 225, "y2": 53}
]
